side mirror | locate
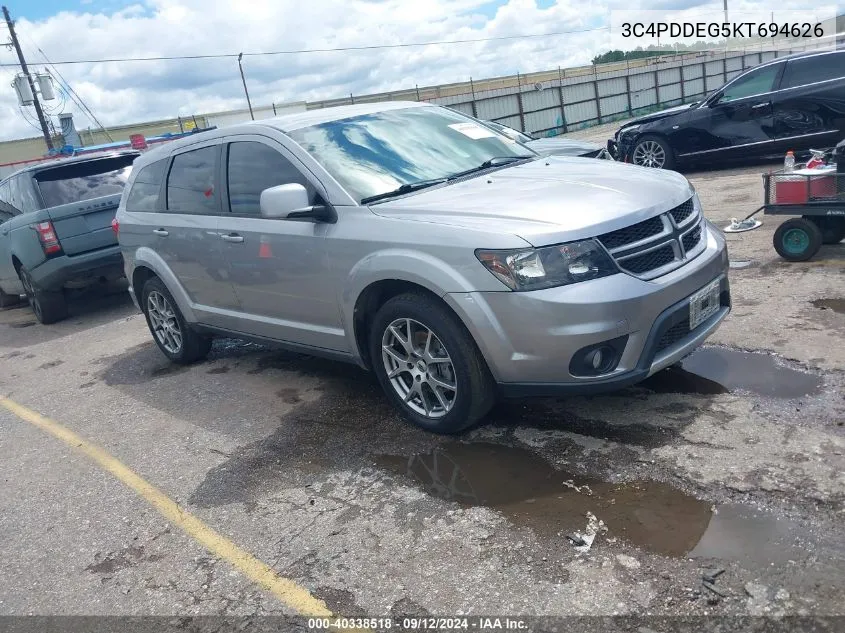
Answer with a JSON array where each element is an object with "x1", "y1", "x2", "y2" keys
[{"x1": 260, "y1": 183, "x2": 310, "y2": 219}]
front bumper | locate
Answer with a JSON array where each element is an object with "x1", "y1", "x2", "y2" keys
[{"x1": 444, "y1": 221, "x2": 730, "y2": 396}]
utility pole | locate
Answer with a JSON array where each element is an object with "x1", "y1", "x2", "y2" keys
[
  {"x1": 723, "y1": 0, "x2": 729, "y2": 23},
  {"x1": 237, "y1": 53, "x2": 254, "y2": 121},
  {"x1": 3, "y1": 6, "x2": 53, "y2": 150}
]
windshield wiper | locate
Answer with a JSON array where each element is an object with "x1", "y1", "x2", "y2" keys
[
  {"x1": 446, "y1": 155, "x2": 535, "y2": 181},
  {"x1": 360, "y1": 178, "x2": 448, "y2": 204}
]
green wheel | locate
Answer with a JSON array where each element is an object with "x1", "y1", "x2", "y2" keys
[{"x1": 773, "y1": 218, "x2": 823, "y2": 262}]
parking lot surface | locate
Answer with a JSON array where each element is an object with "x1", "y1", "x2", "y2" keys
[{"x1": 1, "y1": 160, "x2": 844, "y2": 622}]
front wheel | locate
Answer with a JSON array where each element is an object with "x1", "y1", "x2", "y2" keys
[
  {"x1": 773, "y1": 217, "x2": 823, "y2": 262},
  {"x1": 141, "y1": 277, "x2": 211, "y2": 364},
  {"x1": 631, "y1": 135, "x2": 675, "y2": 170},
  {"x1": 18, "y1": 266, "x2": 68, "y2": 324},
  {"x1": 806, "y1": 216, "x2": 845, "y2": 244},
  {"x1": 369, "y1": 293, "x2": 496, "y2": 434}
]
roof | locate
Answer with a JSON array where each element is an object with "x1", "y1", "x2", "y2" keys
[
  {"x1": 755, "y1": 47, "x2": 842, "y2": 70},
  {"x1": 0, "y1": 150, "x2": 140, "y2": 182}
]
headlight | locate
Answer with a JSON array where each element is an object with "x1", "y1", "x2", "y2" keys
[
  {"x1": 619, "y1": 125, "x2": 640, "y2": 137},
  {"x1": 476, "y1": 240, "x2": 617, "y2": 291}
]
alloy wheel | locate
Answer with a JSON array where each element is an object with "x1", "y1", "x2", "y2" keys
[
  {"x1": 633, "y1": 140, "x2": 666, "y2": 168},
  {"x1": 147, "y1": 290, "x2": 183, "y2": 354},
  {"x1": 19, "y1": 269, "x2": 41, "y2": 321},
  {"x1": 381, "y1": 318, "x2": 457, "y2": 419}
]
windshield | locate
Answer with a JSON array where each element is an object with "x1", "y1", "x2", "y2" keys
[
  {"x1": 287, "y1": 107, "x2": 534, "y2": 203},
  {"x1": 35, "y1": 155, "x2": 136, "y2": 208}
]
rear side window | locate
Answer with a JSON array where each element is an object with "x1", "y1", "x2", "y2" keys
[
  {"x1": 781, "y1": 53, "x2": 844, "y2": 89},
  {"x1": 126, "y1": 160, "x2": 167, "y2": 211},
  {"x1": 0, "y1": 181, "x2": 16, "y2": 221},
  {"x1": 166, "y1": 146, "x2": 218, "y2": 213},
  {"x1": 226, "y1": 141, "x2": 312, "y2": 215},
  {"x1": 35, "y1": 154, "x2": 136, "y2": 208}
]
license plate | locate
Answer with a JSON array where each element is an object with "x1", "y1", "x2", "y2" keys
[{"x1": 689, "y1": 279, "x2": 721, "y2": 331}]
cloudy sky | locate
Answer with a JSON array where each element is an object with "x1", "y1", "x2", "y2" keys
[{"x1": 0, "y1": 0, "x2": 839, "y2": 143}]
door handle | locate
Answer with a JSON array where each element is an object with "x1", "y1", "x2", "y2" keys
[
  {"x1": 751, "y1": 102, "x2": 770, "y2": 110},
  {"x1": 220, "y1": 233, "x2": 244, "y2": 243},
  {"x1": 152, "y1": 228, "x2": 169, "y2": 237}
]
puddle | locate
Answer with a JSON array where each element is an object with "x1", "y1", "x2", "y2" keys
[
  {"x1": 812, "y1": 298, "x2": 845, "y2": 315},
  {"x1": 379, "y1": 442, "x2": 820, "y2": 567},
  {"x1": 378, "y1": 442, "x2": 711, "y2": 557},
  {"x1": 641, "y1": 347, "x2": 821, "y2": 398}
]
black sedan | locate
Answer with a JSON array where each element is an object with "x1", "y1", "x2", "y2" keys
[{"x1": 609, "y1": 49, "x2": 845, "y2": 169}]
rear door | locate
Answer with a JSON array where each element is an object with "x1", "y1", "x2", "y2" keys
[
  {"x1": 216, "y1": 136, "x2": 345, "y2": 351},
  {"x1": 155, "y1": 141, "x2": 241, "y2": 322},
  {"x1": 678, "y1": 62, "x2": 783, "y2": 162},
  {"x1": 34, "y1": 154, "x2": 136, "y2": 255},
  {"x1": 771, "y1": 51, "x2": 845, "y2": 154}
]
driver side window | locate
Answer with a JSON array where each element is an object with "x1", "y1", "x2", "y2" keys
[{"x1": 719, "y1": 64, "x2": 782, "y2": 103}]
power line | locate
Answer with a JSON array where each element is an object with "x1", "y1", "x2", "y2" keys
[
  {"x1": 0, "y1": 26, "x2": 609, "y2": 67},
  {"x1": 20, "y1": 33, "x2": 114, "y2": 141}
]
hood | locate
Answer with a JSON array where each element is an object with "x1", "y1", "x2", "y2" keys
[
  {"x1": 525, "y1": 137, "x2": 603, "y2": 157},
  {"x1": 617, "y1": 103, "x2": 696, "y2": 132},
  {"x1": 370, "y1": 156, "x2": 693, "y2": 247}
]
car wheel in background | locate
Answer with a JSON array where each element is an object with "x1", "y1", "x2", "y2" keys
[
  {"x1": 631, "y1": 135, "x2": 675, "y2": 170},
  {"x1": 773, "y1": 217, "x2": 823, "y2": 262},
  {"x1": 141, "y1": 276, "x2": 211, "y2": 364},
  {"x1": 369, "y1": 293, "x2": 496, "y2": 434},
  {"x1": 807, "y1": 216, "x2": 845, "y2": 244},
  {"x1": 18, "y1": 266, "x2": 68, "y2": 324}
]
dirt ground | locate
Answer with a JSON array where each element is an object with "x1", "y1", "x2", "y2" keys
[{"x1": 1, "y1": 149, "x2": 843, "y2": 631}]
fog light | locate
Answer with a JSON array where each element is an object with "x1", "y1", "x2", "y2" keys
[{"x1": 569, "y1": 336, "x2": 628, "y2": 377}]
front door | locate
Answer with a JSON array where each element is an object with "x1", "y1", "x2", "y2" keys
[
  {"x1": 158, "y1": 142, "x2": 241, "y2": 324},
  {"x1": 678, "y1": 62, "x2": 783, "y2": 162},
  {"x1": 216, "y1": 137, "x2": 346, "y2": 352}
]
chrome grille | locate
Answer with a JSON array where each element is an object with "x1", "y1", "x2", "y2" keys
[{"x1": 596, "y1": 197, "x2": 704, "y2": 280}]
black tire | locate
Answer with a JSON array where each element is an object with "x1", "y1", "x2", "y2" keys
[
  {"x1": 773, "y1": 218, "x2": 823, "y2": 262},
  {"x1": 18, "y1": 266, "x2": 68, "y2": 324},
  {"x1": 806, "y1": 216, "x2": 845, "y2": 244},
  {"x1": 369, "y1": 292, "x2": 496, "y2": 434},
  {"x1": 0, "y1": 286, "x2": 24, "y2": 308},
  {"x1": 630, "y1": 134, "x2": 676, "y2": 170},
  {"x1": 141, "y1": 276, "x2": 211, "y2": 364}
]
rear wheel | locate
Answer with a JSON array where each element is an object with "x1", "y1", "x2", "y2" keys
[
  {"x1": 369, "y1": 293, "x2": 496, "y2": 434},
  {"x1": 773, "y1": 217, "x2": 823, "y2": 262},
  {"x1": 806, "y1": 216, "x2": 845, "y2": 244},
  {"x1": 141, "y1": 276, "x2": 211, "y2": 364},
  {"x1": 18, "y1": 266, "x2": 68, "y2": 324},
  {"x1": 631, "y1": 135, "x2": 675, "y2": 170}
]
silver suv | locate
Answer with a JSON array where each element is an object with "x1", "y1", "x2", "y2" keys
[{"x1": 116, "y1": 102, "x2": 730, "y2": 434}]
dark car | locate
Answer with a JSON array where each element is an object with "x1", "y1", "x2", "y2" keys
[
  {"x1": 0, "y1": 151, "x2": 139, "y2": 322},
  {"x1": 609, "y1": 49, "x2": 845, "y2": 169}
]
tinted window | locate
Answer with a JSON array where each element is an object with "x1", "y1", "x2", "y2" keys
[
  {"x1": 287, "y1": 106, "x2": 531, "y2": 203},
  {"x1": 126, "y1": 159, "x2": 167, "y2": 212},
  {"x1": 720, "y1": 64, "x2": 781, "y2": 102},
  {"x1": 781, "y1": 53, "x2": 844, "y2": 89},
  {"x1": 0, "y1": 182, "x2": 15, "y2": 221},
  {"x1": 227, "y1": 142, "x2": 311, "y2": 215},
  {"x1": 167, "y1": 146, "x2": 218, "y2": 213},
  {"x1": 35, "y1": 155, "x2": 136, "y2": 208}
]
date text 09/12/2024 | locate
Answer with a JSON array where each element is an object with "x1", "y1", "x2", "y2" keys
[
  {"x1": 307, "y1": 617, "x2": 529, "y2": 630},
  {"x1": 620, "y1": 22, "x2": 824, "y2": 39}
]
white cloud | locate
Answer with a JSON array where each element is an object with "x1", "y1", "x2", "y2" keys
[{"x1": 0, "y1": 0, "x2": 838, "y2": 143}]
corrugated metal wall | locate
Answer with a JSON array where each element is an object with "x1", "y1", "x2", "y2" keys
[{"x1": 426, "y1": 40, "x2": 831, "y2": 138}]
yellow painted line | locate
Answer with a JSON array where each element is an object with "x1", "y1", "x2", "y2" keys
[{"x1": 0, "y1": 396, "x2": 332, "y2": 618}]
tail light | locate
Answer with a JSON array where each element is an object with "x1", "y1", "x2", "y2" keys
[
  {"x1": 111, "y1": 217, "x2": 120, "y2": 236},
  {"x1": 34, "y1": 221, "x2": 62, "y2": 256}
]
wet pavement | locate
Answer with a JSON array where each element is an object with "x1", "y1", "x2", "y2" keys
[{"x1": 1, "y1": 164, "x2": 844, "y2": 621}]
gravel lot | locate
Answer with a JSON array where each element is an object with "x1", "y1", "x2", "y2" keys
[{"x1": 1, "y1": 150, "x2": 843, "y2": 629}]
